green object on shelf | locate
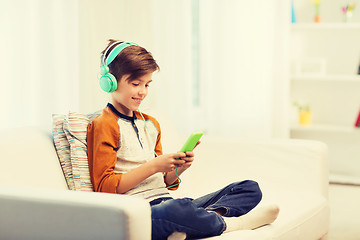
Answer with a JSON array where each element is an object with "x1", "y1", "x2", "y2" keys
[{"x1": 293, "y1": 101, "x2": 310, "y2": 112}]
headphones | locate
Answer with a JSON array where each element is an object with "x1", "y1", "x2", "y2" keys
[{"x1": 99, "y1": 41, "x2": 139, "y2": 93}]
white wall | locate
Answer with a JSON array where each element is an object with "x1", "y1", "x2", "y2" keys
[{"x1": 272, "y1": 0, "x2": 291, "y2": 138}]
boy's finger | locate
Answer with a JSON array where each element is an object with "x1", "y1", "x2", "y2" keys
[
  {"x1": 174, "y1": 159, "x2": 186, "y2": 166},
  {"x1": 181, "y1": 157, "x2": 194, "y2": 163},
  {"x1": 174, "y1": 159, "x2": 185, "y2": 164},
  {"x1": 174, "y1": 152, "x2": 186, "y2": 158},
  {"x1": 184, "y1": 151, "x2": 194, "y2": 157}
]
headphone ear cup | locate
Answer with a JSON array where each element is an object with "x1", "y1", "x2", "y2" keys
[{"x1": 99, "y1": 73, "x2": 117, "y2": 93}]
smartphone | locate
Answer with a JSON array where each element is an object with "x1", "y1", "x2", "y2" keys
[{"x1": 179, "y1": 131, "x2": 204, "y2": 153}]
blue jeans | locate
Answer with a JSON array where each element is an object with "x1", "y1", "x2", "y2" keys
[{"x1": 150, "y1": 180, "x2": 262, "y2": 240}]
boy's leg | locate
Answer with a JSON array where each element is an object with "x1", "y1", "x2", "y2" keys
[
  {"x1": 151, "y1": 198, "x2": 226, "y2": 240},
  {"x1": 192, "y1": 181, "x2": 280, "y2": 233},
  {"x1": 192, "y1": 180, "x2": 262, "y2": 217}
]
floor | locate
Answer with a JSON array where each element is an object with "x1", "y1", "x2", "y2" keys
[{"x1": 328, "y1": 183, "x2": 360, "y2": 240}]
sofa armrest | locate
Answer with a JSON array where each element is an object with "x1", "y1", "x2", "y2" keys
[{"x1": 0, "y1": 186, "x2": 151, "y2": 240}]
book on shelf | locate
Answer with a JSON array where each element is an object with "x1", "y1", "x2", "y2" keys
[{"x1": 355, "y1": 109, "x2": 360, "y2": 128}]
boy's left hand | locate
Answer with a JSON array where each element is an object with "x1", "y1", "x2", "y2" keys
[
  {"x1": 177, "y1": 141, "x2": 201, "y2": 170},
  {"x1": 178, "y1": 151, "x2": 194, "y2": 169}
]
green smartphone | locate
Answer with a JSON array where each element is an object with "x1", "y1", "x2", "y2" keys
[{"x1": 179, "y1": 131, "x2": 204, "y2": 153}]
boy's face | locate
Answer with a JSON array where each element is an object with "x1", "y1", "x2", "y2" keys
[{"x1": 111, "y1": 72, "x2": 153, "y2": 116}]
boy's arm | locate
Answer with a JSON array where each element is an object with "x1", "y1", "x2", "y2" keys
[
  {"x1": 87, "y1": 120, "x2": 122, "y2": 193},
  {"x1": 116, "y1": 162, "x2": 158, "y2": 194},
  {"x1": 117, "y1": 153, "x2": 186, "y2": 193},
  {"x1": 164, "y1": 171, "x2": 181, "y2": 190}
]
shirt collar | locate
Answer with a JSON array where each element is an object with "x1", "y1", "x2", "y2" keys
[{"x1": 107, "y1": 103, "x2": 137, "y2": 121}]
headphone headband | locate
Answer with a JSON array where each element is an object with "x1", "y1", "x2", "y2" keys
[
  {"x1": 99, "y1": 41, "x2": 139, "y2": 93},
  {"x1": 102, "y1": 41, "x2": 139, "y2": 67}
]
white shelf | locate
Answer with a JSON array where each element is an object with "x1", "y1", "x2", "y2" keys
[
  {"x1": 291, "y1": 124, "x2": 360, "y2": 134},
  {"x1": 291, "y1": 74, "x2": 360, "y2": 83},
  {"x1": 291, "y1": 22, "x2": 360, "y2": 30},
  {"x1": 329, "y1": 173, "x2": 360, "y2": 185},
  {"x1": 290, "y1": 0, "x2": 360, "y2": 184}
]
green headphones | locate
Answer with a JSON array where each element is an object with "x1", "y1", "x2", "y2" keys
[{"x1": 99, "y1": 41, "x2": 139, "y2": 93}]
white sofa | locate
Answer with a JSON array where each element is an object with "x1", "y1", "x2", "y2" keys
[{"x1": 0, "y1": 121, "x2": 330, "y2": 240}]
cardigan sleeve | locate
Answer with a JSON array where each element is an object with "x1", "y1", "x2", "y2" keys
[{"x1": 87, "y1": 111, "x2": 122, "y2": 193}]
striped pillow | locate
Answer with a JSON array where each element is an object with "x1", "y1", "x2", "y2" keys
[
  {"x1": 52, "y1": 114, "x2": 75, "y2": 190},
  {"x1": 52, "y1": 111, "x2": 100, "y2": 191}
]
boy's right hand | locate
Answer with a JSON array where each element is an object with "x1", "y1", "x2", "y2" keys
[{"x1": 151, "y1": 153, "x2": 186, "y2": 173}]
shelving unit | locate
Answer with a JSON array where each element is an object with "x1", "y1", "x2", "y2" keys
[
  {"x1": 292, "y1": 74, "x2": 360, "y2": 82},
  {"x1": 290, "y1": 2, "x2": 360, "y2": 184},
  {"x1": 292, "y1": 22, "x2": 360, "y2": 30}
]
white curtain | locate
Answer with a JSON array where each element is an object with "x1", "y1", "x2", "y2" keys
[
  {"x1": 198, "y1": 0, "x2": 274, "y2": 138},
  {"x1": 150, "y1": 0, "x2": 289, "y2": 138},
  {"x1": 150, "y1": 0, "x2": 195, "y2": 133},
  {"x1": 0, "y1": 0, "x2": 79, "y2": 131}
]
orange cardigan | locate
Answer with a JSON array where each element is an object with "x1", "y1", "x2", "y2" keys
[{"x1": 87, "y1": 105, "x2": 179, "y2": 194}]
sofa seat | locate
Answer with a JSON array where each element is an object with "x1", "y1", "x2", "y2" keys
[{"x1": 255, "y1": 192, "x2": 329, "y2": 240}]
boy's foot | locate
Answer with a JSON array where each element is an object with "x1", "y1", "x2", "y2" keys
[
  {"x1": 223, "y1": 204, "x2": 280, "y2": 233},
  {"x1": 167, "y1": 231, "x2": 186, "y2": 240}
]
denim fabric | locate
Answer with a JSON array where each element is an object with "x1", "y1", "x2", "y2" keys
[
  {"x1": 150, "y1": 180, "x2": 262, "y2": 240},
  {"x1": 192, "y1": 180, "x2": 262, "y2": 217},
  {"x1": 151, "y1": 198, "x2": 226, "y2": 240}
]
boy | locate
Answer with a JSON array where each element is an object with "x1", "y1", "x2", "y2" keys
[{"x1": 87, "y1": 40, "x2": 279, "y2": 240}]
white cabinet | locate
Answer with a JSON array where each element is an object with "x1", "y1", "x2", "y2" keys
[{"x1": 289, "y1": 5, "x2": 360, "y2": 184}]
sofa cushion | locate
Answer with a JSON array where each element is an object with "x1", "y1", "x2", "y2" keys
[
  {"x1": 0, "y1": 127, "x2": 68, "y2": 190},
  {"x1": 259, "y1": 192, "x2": 330, "y2": 240},
  {"x1": 52, "y1": 111, "x2": 100, "y2": 191}
]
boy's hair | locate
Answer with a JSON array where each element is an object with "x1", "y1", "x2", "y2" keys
[{"x1": 101, "y1": 39, "x2": 160, "y2": 82}]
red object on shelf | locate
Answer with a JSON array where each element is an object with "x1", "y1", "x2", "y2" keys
[{"x1": 354, "y1": 110, "x2": 360, "y2": 127}]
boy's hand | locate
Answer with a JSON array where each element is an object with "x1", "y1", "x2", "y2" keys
[
  {"x1": 151, "y1": 152, "x2": 186, "y2": 173},
  {"x1": 178, "y1": 141, "x2": 201, "y2": 170},
  {"x1": 178, "y1": 151, "x2": 194, "y2": 170}
]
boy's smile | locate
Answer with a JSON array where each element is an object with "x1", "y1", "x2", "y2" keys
[
  {"x1": 111, "y1": 72, "x2": 153, "y2": 117},
  {"x1": 132, "y1": 97, "x2": 143, "y2": 105}
]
